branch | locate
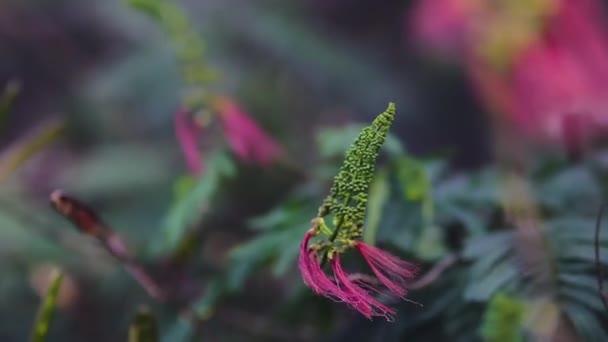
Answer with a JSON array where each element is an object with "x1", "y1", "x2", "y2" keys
[
  {"x1": 50, "y1": 189, "x2": 165, "y2": 300},
  {"x1": 595, "y1": 204, "x2": 608, "y2": 313},
  {"x1": 408, "y1": 254, "x2": 460, "y2": 290}
]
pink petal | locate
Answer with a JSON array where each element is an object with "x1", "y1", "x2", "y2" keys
[
  {"x1": 174, "y1": 108, "x2": 204, "y2": 175},
  {"x1": 216, "y1": 97, "x2": 283, "y2": 165}
]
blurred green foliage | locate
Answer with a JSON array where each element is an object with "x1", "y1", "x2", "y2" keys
[
  {"x1": 0, "y1": 0, "x2": 607, "y2": 341},
  {"x1": 30, "y1": 270, "x2": 63, "y2": 342}
]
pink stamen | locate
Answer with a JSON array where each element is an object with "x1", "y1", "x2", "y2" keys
[
  {"x1": 331, "y1": 255, "x2": 395, "y2": 320},
  {"x1": 355, "y1": 242, "x2": 418, "y2": 298}
]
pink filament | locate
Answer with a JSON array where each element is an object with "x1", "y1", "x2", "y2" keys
[
  {"x1": 298, "y1": 230, "x2": 344, "y2": 301},
  {"x1": 355, "y1": 242, "x2": 418, "y2": 299},
  {"x1": 331, "y1": 255, "x2": 395, "y2": 320}
]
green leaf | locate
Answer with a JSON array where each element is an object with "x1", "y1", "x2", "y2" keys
[
  {"x1": 537, "y1": 166, "x2": 602, "y2": 214},
  {"x1": 463, "y1": 232, "x2": 513, "y2": 259},
  {"x1": 413, "y1": 225, "x2": 446, "y2": 261},
  {"x1": 0, "y1": 79, "x2": 20, "y2": 134},
  {"x1": 557, "y1": 273, "x2": 601, "y2": 295},
  {"x1": 30, "y1": 270, "x2": 63, "y2": 342},
  {"x1": 363, "y1": 168, "x2": 390, "y2": 245},
  {"x1": 562, "y1": 302, "x2": 608, "y2": 341},
  {"x1": 396, "y1": 156, "x2": 429, "y2": 203},
  {"x1": 549, "y1": 217, "x2": 608, "y2": 245},
  {"x1": 191, "y1": 278, "x2": 224, "y2": 319},
  {"x1": 465, "y1": 259, "x2": 518, "y2": 301},
  {"x1": 480, "y1": 293, "x2": 526, "y2": 342},
  {"x1": 161, "y1": 150, "x2": 235, "y2": 253},
  {"x1": 0, "y1": 120, "x2": 65, "y2": 181},
  {"x1": 126, "y1": 0, "x2": 163, "y2": 18},
  {"x1": 559, "y1": 244, "x2": 608, "y2": 265},
  {"x1": 129, "y1": 307, "x2": 159, "y2": 342},
  {"x1": 559, "y1": 287, "x2": 607, "y2": 313},
  {"x1": 161, "y1": 318, "x2": 194, "y2": 342}
]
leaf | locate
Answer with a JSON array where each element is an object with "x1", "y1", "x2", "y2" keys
[
  {"x1": 557, "y1": 273, "x2": 601, "y2": 295},
  {"x1": 126, "y1": 0, "x2": 163, "y2": 19},
  {"x1": 559, "y1": 244, "x2": 608, "y2": 265},
  {"x1": 549, "y1": 217, "x2": 608, "y2": 245},
  {"x1": 468, "y1": 239, "x2": 512, "y2": 281},
  {"x1": 0, "y1": 119, "x2": 65, "y2": 182},
  {"x1": 480, "y1": 293, "x2": 526, "y2": 342},
  {"x1": 129, "y1": 307, "x2": 159, "y2": 342},
  {"x1": 559, "y1": 287, "x2": 607, "y2": 312},
  {"x1": 161, "y1": 150, "x2": 235, "y2": 253},
  {"x1": 463, "y1": 231, "x2": 513, "y2": 259},
  {"x1": 562, "y1": 302, "x2": 608, "y2": 342},
  {"x1": 413, "y1": 225, "x2": 446, "y2": 261},
  {"x1": 363, "y1": 168, "x2": 390, "y2": 245},
  {"x1": 537, "y1": 166, "x2": 602, "y2": 214},
  {"x1": 191, "y1": 278, "x2": 224, "y2": 319},
  {"x1": 465, "y1": 259, "x2": 518, "y2": 301},
  {"x1": 57, "y1": 142, "x2": 174, "y2": 196},
  {"x1": 161, "y1": 318, "x2": 194, "y2": 342},
  {"x1": 0, "y1": 79, "x2": 20, "y2": 134},
  {"x1": 396, "y1": 156, "x2": 429, "y2": 203},
  {"x1": 226, "y1": 225, "x2": 306, "y2": 290},
  {"x1": 30, "y1": 270, "x2": 63, "y2": 342}
]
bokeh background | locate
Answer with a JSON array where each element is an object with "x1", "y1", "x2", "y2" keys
[{"x1": 2, "y1": 0, "x2": 608, "y2": 341}]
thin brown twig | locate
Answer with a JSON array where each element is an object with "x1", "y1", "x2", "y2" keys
[
  {"x1": 594, "y1": 204, "x2": 608, "y2": 313},
  {"x1": 408, "y1": 254, "x2": 460, "y2": 290},
  {"x1": 49, "y1": 189, "x2": 166, "y2": 300},
  {"x1": 48, "y1": 190, "x2": 209, "y2": 330}
]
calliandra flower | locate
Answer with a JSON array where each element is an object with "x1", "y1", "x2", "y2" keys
[
  {"x1": 174, "y1": 107, "x2": 204, "y2": 175},
  {"x1": 298, "y1": 103, "x2": 419, "y2": 320},
  {"x1": 410, "y1": 0, "x2": 608, "y2": 148},
  {"x1": 213, "y1": 96, "x2": 283, "y2": 165}
]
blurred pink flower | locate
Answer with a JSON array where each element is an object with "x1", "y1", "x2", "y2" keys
[
  {"x1": 409, "y1": 0, "x2": 479, "y2": 55},
  {"x1": 411, "y1": 0, "x2": 608, "y2": 147},
  {"x1": 298, "y1": 229, "x2": 418, "y2": 320},
  {"x1": 214, "y1": 96, "x2": 283, "y2": 165},
  {"x1": 174, "y1": 107, "x2": 204, "y2": 175}
]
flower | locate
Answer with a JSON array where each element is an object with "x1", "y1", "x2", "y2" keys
[
  {"x1": 174, "y1": 107, "x2": 204, "y2": 175},
  {"x1": 410, "y1": 0, "x2": 608, "y2": 148},
  {"x1": 298, "y1": 228, "x2": 418, "y2": 320},
  {"x1": 297, "y1": 103, "x2": 418, "y2": 320},
  {"x1": 214, "y1": 96, "x2": 283, "y2": 165}
]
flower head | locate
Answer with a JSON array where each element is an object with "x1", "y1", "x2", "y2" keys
[
  {"x1": 214, "y1": 96, "x2": 283, "y2": 165},
  {"x1": 298, "y1": 103, "x2": 418, "y2": 320}
]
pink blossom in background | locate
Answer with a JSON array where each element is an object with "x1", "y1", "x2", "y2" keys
[
  {"x1": 410, "y1": 0, "x2": 608, "y2": 148},
  {"x1": 214, "y1": 96, "x2": 283, "y2": 165},
  {"x1": 298, "y1": 229, "x2": 418, "y2": 320},
  {"x1": 409, "y1": 0, "x2": 479, "y2": 55},
  {"x1": 174, "y1": 108, "x2": 204, "y2": 175}
]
